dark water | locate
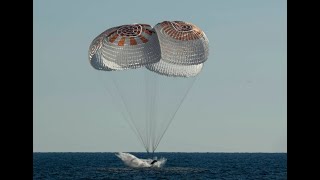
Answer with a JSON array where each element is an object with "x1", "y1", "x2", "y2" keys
[{"x1": 33, "y1": 153, "x2": 287, "y2": 180}]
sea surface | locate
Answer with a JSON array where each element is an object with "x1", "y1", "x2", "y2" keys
[{"x1": 33, "y1": 153, "x2": 287, "y2": 179}]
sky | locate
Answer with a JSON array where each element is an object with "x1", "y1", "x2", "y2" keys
[{"x1": 33, "y1": 0, "x2": 287, "y2": 152}]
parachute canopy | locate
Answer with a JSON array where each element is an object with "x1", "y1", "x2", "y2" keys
[
  {"x1": 89, "y1": 24, "x2": 161, "y2": 70},
  {"x1": 89, "y1": 21, "x2": 209, "y2": 153},
  {"x1": 146, "y1": 21, "x2": 209, "y2": 77},
  {"x1": 89, "y1": 21, "x2": 209, "y2": 76}
]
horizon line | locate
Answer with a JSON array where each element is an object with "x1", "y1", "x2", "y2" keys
[{"x1": 33, "y1": 151, "x2": 287, "y2": 153}]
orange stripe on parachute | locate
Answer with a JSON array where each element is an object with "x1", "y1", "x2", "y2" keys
[
  {"x1": 139, "y1": 36, "x2": 148, "y2": 43},
  {"x1": 118, "y1": 37, "x2": 126, "y2": 46},
  {"x1": 130, "y1": 37, "x2": 137, "y2": 45},
  {"x1": 109, "y1": 34, "x2": 119, "y2": 43}
]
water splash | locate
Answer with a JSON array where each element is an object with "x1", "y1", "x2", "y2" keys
[{"x1": 115, "y1": 152, "x2": 167, "y2": 168}]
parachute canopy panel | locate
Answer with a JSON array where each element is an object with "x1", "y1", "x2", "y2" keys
[{"x1": 146, "y1": 60, "x2": 203, "y2": 77}]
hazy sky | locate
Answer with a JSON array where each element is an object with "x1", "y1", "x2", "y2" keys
[{"x1": 33, "y1": 0, "x2": 287, "y2": 152}]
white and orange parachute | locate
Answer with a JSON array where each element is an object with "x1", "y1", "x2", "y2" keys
[{"x1": 89, "y1": 21, "x2": 210, "y2": 153}]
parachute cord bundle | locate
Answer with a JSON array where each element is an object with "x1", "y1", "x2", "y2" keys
[
  {"x1": 152, "y1": 75, "x2": 198, "y2": 152},
  {"x1": 95, "y1": 72, "x2": 147, "y2": 150}
]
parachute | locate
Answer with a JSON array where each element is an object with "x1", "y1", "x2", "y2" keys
[{"x1": 89, "y1": 21, "x2": 209, "y2": 153}]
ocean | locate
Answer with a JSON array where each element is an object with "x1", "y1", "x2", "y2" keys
[{"x1": 33, "y1": 152, "x2": 287, "y2": 179}]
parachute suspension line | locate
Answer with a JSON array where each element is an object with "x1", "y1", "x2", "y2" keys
[
  {"x1": 144, "y1": 69, "x2": 151, "y2": 153},
  {"x1": 150, "y1": 71, "x2": 158, "y2": 153},
  {"x1": 144, "y1": 69, "x2": 158, "y2": 153},
  {"x1": 96, "y1": 73, "x2": 146, "y2": 150},
  {"x1": 110, "y1": 73, "x2": 150, "y2": 152},
  {"x1": 153, "y1": 76, "x2": 198, "y2": 151},
  {"x1": 144, "y1": 70, "x2": 157, "y2": 153}
]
